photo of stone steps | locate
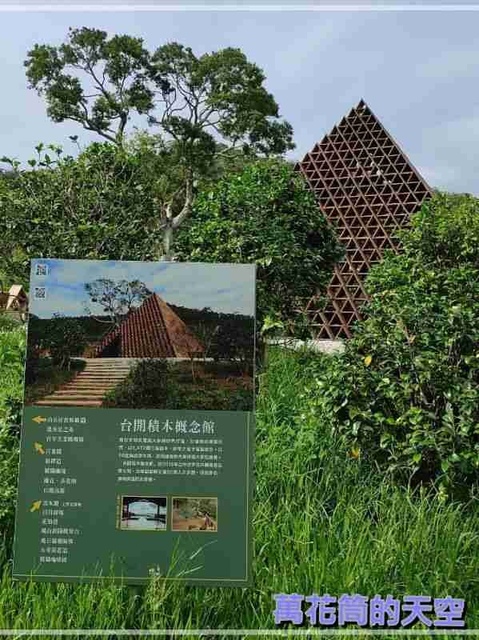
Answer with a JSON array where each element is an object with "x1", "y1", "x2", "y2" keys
[{"x1": 34, "y1": 359, "x2": 134, "y2": 408}]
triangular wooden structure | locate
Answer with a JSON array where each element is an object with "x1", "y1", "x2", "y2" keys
[
  {"x1": 91, "y1": 293, "x2": 204, "y2": 358},
  {"x1": 296, "y1": 100, "x2": 433, "y2": 339},
  {"x1": 0, "y1": 284, "x2": 28, "y2": 321}
]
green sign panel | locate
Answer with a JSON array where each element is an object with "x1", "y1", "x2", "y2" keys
[{"x1": 13, "y1": 259, "x2": 255, "y2": 586}]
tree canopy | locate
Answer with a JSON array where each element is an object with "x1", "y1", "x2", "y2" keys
[
  {"x1": 24, "y1": 28, "x2": 295, "y2": 257},
  {"x1": 175, "y1": 159, "x2": 343, "y2": 331},
  {"x1": 0, "y1": 143, "x2": 160, "y2": 283}
]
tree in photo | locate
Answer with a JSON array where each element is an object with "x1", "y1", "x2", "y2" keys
[
  {"x1": 0, "y1": 143, "x2": 160, "y2": 284},
  {"x1": 84, "y1": 278, "x2": 151, "y2": 327},
  {"x1": 42, "y1": 314, "x2": 87, "y2": 370}
]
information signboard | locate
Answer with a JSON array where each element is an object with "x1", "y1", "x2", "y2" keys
[{"x1": 13, "y1": 259, "x2": 255, "y2": 586}]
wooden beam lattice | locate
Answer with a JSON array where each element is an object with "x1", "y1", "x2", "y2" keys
[{"x1": 296, "y1": 99, "x2": 433, "y2": 339}]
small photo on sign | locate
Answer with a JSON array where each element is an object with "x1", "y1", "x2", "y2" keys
[
  {"x1": 172, "y1": 497, "x2": 218, "y2": 532},
  {"x1": 119, "y1": 496, "x2": 167, "y2": 531}
]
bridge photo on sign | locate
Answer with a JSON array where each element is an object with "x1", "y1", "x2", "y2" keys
[
  {"x1": 118, "y1": 496, "x2": 167, "y2": 532},
  {"x1": 24, "y1": 259, "x2": 255, "y2": 412}
]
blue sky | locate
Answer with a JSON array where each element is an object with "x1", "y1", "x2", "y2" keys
[
  {"x1": 0, "y1": 8, "x2": 478, "y2": 194},
  {"x1": 29, "y1": 258, "x2": 256, "y2": 318}
]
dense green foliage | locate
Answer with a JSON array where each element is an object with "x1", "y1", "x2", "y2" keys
[
  {"x1": 26, "y1": 315, "x2": 87, "y2": 381},
  {"x1": 105, "y1": 359, "x2": 171, "y2": 408},
  {"x1": 0, "y1": 143, "x2": 160, "y2": 283},
  {"x1": 24, "y1": 28, "x2": 295, "y2": 258},
  {"x1": 0, "y1": 149, "x2": 339, "y2": 336},
  {"x1": 25, "y1": 28, "x2": 294, "y2": 155},
  {"x1": 24, "y1": 359, "x2": 86, "y2": 405},
  {"x1": 0, "y1": 23, "x2": 476, "y2": 631},
  {"x1": 176, "y1": 160, "x2": 343, "y2": 329},
  {"x1": 104, "y1": 359, "x2": 253, "y2": 411},
  {"x1": 1, "y1": 343, "x2": 479, "y2": 629},
  {"x1": 306, "y1": 193, "x2": 479, "y2": 499},
  {"x1": 0, "y1": 326, "x2": 24, "y2": 535},
  {"x1": 168, "y1": 305, "x2": 254, "y2": 365},
  {"x1": 0, "y1": 326, "x2": 25, "y2": 428}
]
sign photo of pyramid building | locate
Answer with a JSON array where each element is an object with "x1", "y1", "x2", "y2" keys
[{"x1": 90, "y1": 293, "x2": 204, "y2": 359}]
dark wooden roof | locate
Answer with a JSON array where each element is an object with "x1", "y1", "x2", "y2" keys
[{"x1": 296, "y1": 99, "x2": 432, "y2": 339}]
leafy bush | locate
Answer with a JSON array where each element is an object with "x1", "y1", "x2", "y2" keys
[
  {"x1": 104, "y1": 359, "x2": 173, "y2": 409},
  {"x1": 0, "y1": 327, "x2": 25, "y2": 536},
  {"x1": 309, "y1": 193, "x2": 479, "y2": 500},
  {"x1": 0, "y1": 143, "x2": 160, "y2": 284},
  {"x1": 178, "y1": 384, "x2": 252, "y2": 411},
  {"x1": 105, "y1": 358, "x2": 253, "y2": 411},
  {"x1": 27, "y1": 315, "x2": 88, "y2": 371},
  {"x1": 0, "y1": 326, "x2": 26, "y2": 426},
  {"x1": 176, "y1": 160, "x2": 343, "y2": 333},
  {"x1": 24, "y1": 357, "x2": 86, "y2": 405}
]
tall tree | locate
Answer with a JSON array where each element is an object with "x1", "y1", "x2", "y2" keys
[
  {"x1": 25, "y1": 27, "x2": 153, "y2": 146},
  {"x1": 25, "y1": 28, "x2": 295, "y2": 259}
]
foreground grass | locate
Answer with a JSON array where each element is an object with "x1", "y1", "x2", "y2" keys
[{"x1": 0, "y1": 331, "x2": 478, "y2": 635}]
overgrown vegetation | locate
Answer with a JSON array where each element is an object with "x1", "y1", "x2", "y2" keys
[
  {"x1": 0, "y1": 342, "x2": 478, "y2": 631},
  {"x1": 177, "y1": 159, "x2": 343, "y2": 330},
  {"x1": 22, "y1": 27, "x2": 295, "y2": 260},
  {"x1": 24, "y1": 358, "x2": 85, "y2": 405},
  {"x1": 302, "y1": 193, "x2": 479, "y2": 500},
  {"x1": 103, "y1": 359, "x2": 253, "y2": 411},
  {"x1": 0, "y1": 22, "x2": 478, "y2": 631}
]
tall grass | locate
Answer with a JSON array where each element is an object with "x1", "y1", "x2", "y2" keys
[{"x1": 0, "y1": 336, "x2": 478, "y2": 635}]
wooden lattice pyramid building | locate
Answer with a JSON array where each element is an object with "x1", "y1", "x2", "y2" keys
[
  {"x1": 90, "y1": 293, "x2": 204, "y2": 358},
  {"x1": 296, "y1": 100, "x2": 432, "y2": 339}
]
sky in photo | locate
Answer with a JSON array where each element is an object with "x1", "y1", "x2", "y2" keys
[
  {"x1": 29, "y1": 258, "x2": 256, "y2": 318},
  {"x1": 0, "y1": 8, "x2": 478, "y2": 194}
]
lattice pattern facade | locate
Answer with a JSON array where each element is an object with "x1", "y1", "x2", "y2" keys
[{"x1": 296, "y1": 100, "x2": 432, "y2": 339}]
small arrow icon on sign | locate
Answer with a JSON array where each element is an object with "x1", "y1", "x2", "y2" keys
[
  {"x1": 34, "y1": 442, "x2": 45, "y2": 455},
  {"x1": 30, "y1": 500, "x2": 42, "y2": 512},
  {"x1": 32, "y1": 416, "x2": 46, "y2": 424}
]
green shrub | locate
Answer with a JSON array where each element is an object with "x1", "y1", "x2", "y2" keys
[
  {"x1": 309, "y1": 193, "x2": 479, "y2": 500},
  {"x1": 176, "y1": 160, "x2": 343, "y2": 333},
  {"x1": 0, "y1": 326, "x2": 25, "y2": 426},
  {"x1": 0, "y1": 326, "x2": 25, "y2": 537},
  {"x1": 0, "y1": 143, "x2": 161, "y2": 284},
  {"x1": 27, "y1": 315, "x2": 87, "y2": 370},
  {"x1": 104, "y1": 359, "x2": 173, "y2": 409},
  {"x1": 105, "y1": 358, "x2": 253, "y2": 411}
]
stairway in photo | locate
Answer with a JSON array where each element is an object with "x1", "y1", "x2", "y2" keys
[{"x1": 35, "y1": 359, "x2": 134, "y2": 407}]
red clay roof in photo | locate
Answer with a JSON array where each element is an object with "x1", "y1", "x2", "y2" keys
[{"x1": 92, "y1": 293, "x2": 204, "y2": 358}]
